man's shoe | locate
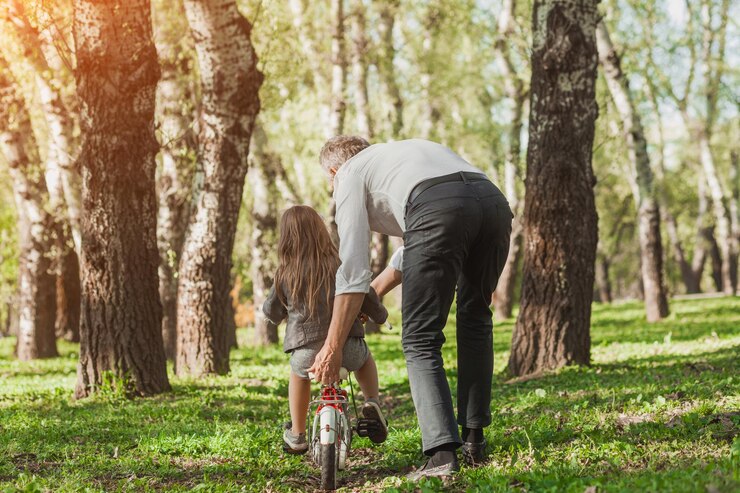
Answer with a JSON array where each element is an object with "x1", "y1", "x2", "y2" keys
[
  {"x1": 406, "y1": 456, "x2": 459, "y2": 481},
  {"x1": 360, "y1": 401, "x2": 388, "y2": 444},
  {"x1": 282, "y1": 422, "x2": 308, "y2": 455},
  {"x1": 461, "y1": 438, "x2": 487, "y2": 466}
]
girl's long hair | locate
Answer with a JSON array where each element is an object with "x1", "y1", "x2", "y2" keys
[{"x1": 274, "y1": 206, "x2": 340, "y2": 318}]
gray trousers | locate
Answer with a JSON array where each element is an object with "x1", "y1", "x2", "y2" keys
[{"x1": 402, "y1": 177, "x2": 512, "y2": 453}]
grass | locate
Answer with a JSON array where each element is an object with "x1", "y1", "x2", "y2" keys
[{"x1": 0, "y1": 297, "x2": 738, "y2": 492}]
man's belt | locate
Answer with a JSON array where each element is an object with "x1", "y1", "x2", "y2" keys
[{"x1": 408, "y1": 171, "x2": 488, "y2": 204}]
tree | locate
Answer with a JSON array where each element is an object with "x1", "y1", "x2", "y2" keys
[
  {"x1": 596, "y1": 22, "x2": 669, "y2": 321},
  {"x1": 508, "y1": 0, "x2": 600, "y2": 377},
  {"x1": 373, "y1": 0, "x2": 403, "y2": 139},
  {"x1": 176, "y1": 0, "x2": 263, "y2": 376},
  {"x1": 646, "y1": 0, "x2": 735, "y2": 295},
  {"x1": 5, "y1": 0, "x2": 82, "y2": 342},
  {"x1": 491, "y1": 0, "x2": 528, "y2": 320},
  {"x1": 152, "y1": 0, "x2": 197, "y2": 359},
  {"x1": 0, "y1": 58, "x2": 58, "y2": 361},
  {"x1": 73, "y1": 0, "x2": 170, "y2": 398},
  {"x1": 248, "y1": 125, "x2": 279, "y2": 346}
]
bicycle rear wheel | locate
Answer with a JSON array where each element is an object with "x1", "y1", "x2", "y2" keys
[{"x1": 320, "y1": 442, "x2": 337, "y2": 490}]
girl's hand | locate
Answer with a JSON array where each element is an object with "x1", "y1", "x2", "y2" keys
[{"x1": 358, "y1": 313, "x2": 369, "y2": 323}]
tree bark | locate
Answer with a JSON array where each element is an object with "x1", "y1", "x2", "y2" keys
[
  {"x1": 508, "y1": 0, "x2": 599, "y2": 377},
  {"x1": 152, "y1": 0, "x2": 197, "y2": 360},
  {"x1": 705, "y1": 226, "x2": 723, "y2": 292},
  {"x1": 730, "y1": 151, "x2": 739, "y2": 292},
  {"x1": 351, "y1": 0, "x2": 372, "y2": 140},
  {"x1": 176, "y1": 0, "x2": 263, "y2": 376},
  {"x1": 491, "y1": 0, "x2": 527, "y2": 320},
  {"x1": 248, "y1": 125, "x2": 279, "y2": 346},
  {"x1": 374, "y1": 0, "x2": 403, "y2": 138},
  {"x1": 7, "y1": 0, "x2": 82, "y2": 341},
  {"x1": 596, "y1": 22, "x2": 669, "y2": 321},
  {"x1": 329, "y1": 0, "x2": 347, "y2": 138},
  {"x1": 73, "y1": 0, "x2": 170, "y2": 398},
  {"x1": 595, "y1": 255, "x2": 612, "y2": 303},
  {"x1": 0, "y1": 60, "x2": 58, "y2": 360},
  {"x1": 695, "y1": 0, "x2": 734, "y2": 295},
  {"x1": 419, "y1": 6, "x2": 441, "y2": 140}
]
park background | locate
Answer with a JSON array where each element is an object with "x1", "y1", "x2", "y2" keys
[{"x1": 0, "y1": 0, "x2": 738, "y2": 491}]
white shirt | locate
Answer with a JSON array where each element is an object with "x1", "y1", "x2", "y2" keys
[{"x1": 333, "y1": 139, "x2": 486, "y2": 295}]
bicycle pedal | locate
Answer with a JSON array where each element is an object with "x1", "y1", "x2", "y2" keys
[{"x1": 355, "y1": 418, "x2": 381, "y2": 438}]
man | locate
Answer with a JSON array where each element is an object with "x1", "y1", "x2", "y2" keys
[{"x1": 308, "y1": 136, "x2": 512, "y2": 479}]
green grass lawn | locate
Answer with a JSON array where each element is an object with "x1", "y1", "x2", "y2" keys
[{"x1": 1, "y1": 297, "x2": 739, "y2": 492}]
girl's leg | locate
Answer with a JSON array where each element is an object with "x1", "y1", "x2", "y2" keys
[
  {"x1": 289, "y1": 371, "x2": 311, "y2": 434},
  {"x1": 355, "y1": 353, "x2": 379, "y2": 400}
]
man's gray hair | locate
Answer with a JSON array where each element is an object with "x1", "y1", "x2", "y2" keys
[{"x1": 319, "y1": 135, "x2": 370, "y2": 172}]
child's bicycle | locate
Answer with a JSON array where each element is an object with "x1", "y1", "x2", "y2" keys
[{"x1": 307, "y1": 367, "x2": 384, "y2": 490}]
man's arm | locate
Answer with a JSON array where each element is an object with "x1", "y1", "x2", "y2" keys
[
  {"x1": 308, "y1": 293, "x2": 364, "y2": 384},
  {"x1": 309, "y1": 169, "x2": 373, "y2": 384}
]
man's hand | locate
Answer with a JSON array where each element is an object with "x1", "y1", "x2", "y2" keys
[{"x1": 308, "y1": 342, "x2": 342, "y2": 385}]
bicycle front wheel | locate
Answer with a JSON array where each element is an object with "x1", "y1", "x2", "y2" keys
[{"x1": 320, "y1": 442, "x2": 337, "y2": 490}]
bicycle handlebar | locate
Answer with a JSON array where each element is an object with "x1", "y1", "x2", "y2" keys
[{"x1": 308, "y1": 367, "x2": 349, "y2": 383}]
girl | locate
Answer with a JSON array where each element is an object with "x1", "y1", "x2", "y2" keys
[{"x1": 263, "y1": 205, "x2": 388, "y2": 454}]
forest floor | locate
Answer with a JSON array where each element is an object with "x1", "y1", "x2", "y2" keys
[{"x1": 1, "y1": 297, "x2": 739, "y2": 492}]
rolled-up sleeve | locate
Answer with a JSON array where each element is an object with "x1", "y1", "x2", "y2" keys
[
  {"x1": 334, "y1": 170, "x2": 373, "y2": 295},
  {"x1": 389, "y1": 246, "x2": 404, "y2": 272}
]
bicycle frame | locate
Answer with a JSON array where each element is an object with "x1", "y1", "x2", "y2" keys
[{"x1": 309, "y1": 381, "x2": 351, "y2": 471}]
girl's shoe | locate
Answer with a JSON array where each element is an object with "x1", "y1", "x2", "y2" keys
[
  {"x1": 282, "y1": 422, "x2": 308, "y2": 454},
  {"x1": 360, "y1": 401, "x2": 388, "y2": 443}
]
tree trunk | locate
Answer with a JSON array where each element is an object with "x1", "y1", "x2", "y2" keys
[
  {"x1": 7, "y1": 0, "x2": 82, "y2": 250},
  {"x1": 699, "y1": 135, "x2": 734, "y2": 295},
  {"x1": 695, "y1": 0, "x2": 734, "y2": 295},
  {"x1": 248, "y1": 125, "x2": 279, "y2": 346},
  {"x1": 152, "y1": 0, "x2": 197, "y2": 360},
  {"x1": 508, "y1": 0, "x2": 599, "y2": 377},
  {"x1": 491, "y1": 0, "x2": 526, "y2": 320},
  {"x1": 419, "y1": 6, "x2": 441, "y2": 140},
  {"x1": 351, "y1": 0, "x2": 372, "y2": 139},
  {"x1": 73, "y1": 0, "x2": 170, "y2": 398},
  {"x1": 596, "y1": 22, "x2": 669, "y2": 321},
  {"x1": 55, "y1": 250, "x2": 81, "y2": 342},
  {"x1": 176, "y1": 0, "x2": 263, "y2": 377},
  {"x1": 329, "y1": 0, "x2": 347, "y2": 138},
  {"x1": 0, "y1": 61, "x2": 58, "y2": 360},
  {"x1": 730, "y1": 151, "x2": 739, "y2": 292},
  {"x1": 706, "y1": 227, "x2": 723, "y2": 292},
  {"x1": 689, "y1": 177, "x2": 711, "y2": 292},
  {"x1": 595, "y1": 255, "x2": 612, "y2": 303},
  {"x1": 7, "y1": 0, "x2": 83, "y2": 341},
  {"x1": 374, "y1": 0, "x2": 403, "y2": 138}
]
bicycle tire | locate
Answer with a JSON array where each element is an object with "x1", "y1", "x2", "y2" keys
[{"x1": 320, "y1": 442, "x2": 337, "y2": 490}]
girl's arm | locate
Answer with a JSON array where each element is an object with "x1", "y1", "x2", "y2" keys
[
  {"x1": 262, "y1": 285, "x2": 288, "y2": 325},
  {"x1": 360, "y1": 287, "x2": 388, "y2": 324}
]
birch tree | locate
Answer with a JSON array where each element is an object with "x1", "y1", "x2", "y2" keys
[
  {"x1": 491, "y1": 0, "x2": 528, "y2": 320},
  {"x1": 73, "y1": 0, "x2": 170, "y2": 397},
  {"x1": 0, "y1": 59, "x2": 57, "y2": 361},
  {"x1": 248, "y1": 125, "x2": 279, "y2": 345},
  {"x1": 5, "y1": 0, "x2": 81, "y2": 341},
  {"x1": 152, "y1": 0, "x2": 197, "y2": 359},
  {"x1": 596, "y1": 22, "x2": 669, "y2": 321},
  {"x1": 176, "y1": 0, "x2": 263, "y2": 376},
  {"x1": 509, "y1": 0, "x2": 600, "y2": 377}
]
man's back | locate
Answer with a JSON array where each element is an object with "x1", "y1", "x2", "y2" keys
[{"x1": 339, "y1": 139, "x2": 486, "y2": 236}]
